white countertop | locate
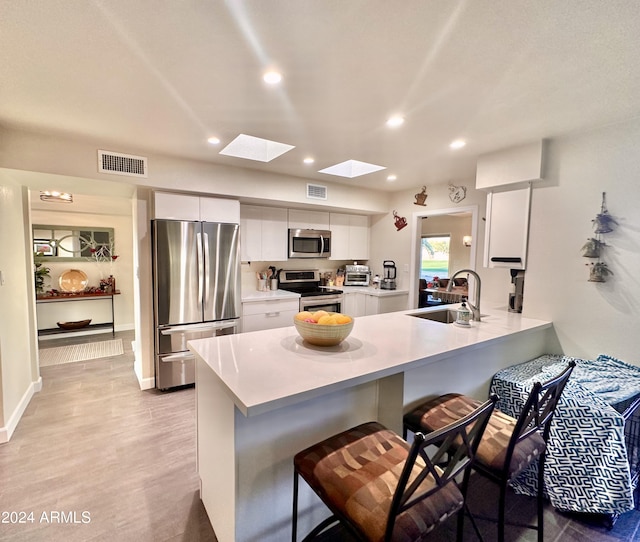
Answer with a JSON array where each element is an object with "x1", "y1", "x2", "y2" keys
[
  {"x1": 241, "y1": 289, "x2": 300, "y2": 302},
  {"x1": 340, "y1": 285, "x2": 409, "y2": 296},
  {"x1": 189, "y1": 305, "x2": 552, "y2": 417}
]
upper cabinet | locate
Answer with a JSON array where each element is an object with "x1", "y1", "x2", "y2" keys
[
  {"x1": 288, "y1": 209, "x2": 330, "y2": 230},
  {"x1": 476, "y1": 141, "x2": 545, "y2": 190},
  {"x1": 240, "y1": 205, "x2": 288, "y2": 262},
  {"x1": 154, "y1": 192, "x2": 240, "y2": 223},
  {"x1": 240, "y1": 205, "x2": 370, "y2": 262},
  {"x1": 476, "y1": 140, "x2": 544, "y2": 270},
  {"x1": 329, "y1": 213, "x2": 369, "y2": 261},
  {"x1": 483, "y1": 185, "x2": 531, "y2": 270}
]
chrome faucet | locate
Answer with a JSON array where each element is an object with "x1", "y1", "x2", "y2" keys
[{"x1": 447, "y1": 269, "x2": 482, "y2": 321}]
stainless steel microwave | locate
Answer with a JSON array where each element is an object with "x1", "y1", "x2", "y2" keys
[{"x1": 288, "y1": 229, "x2": 331, "y2": 258}]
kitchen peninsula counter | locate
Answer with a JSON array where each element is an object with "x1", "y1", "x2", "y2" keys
[{"x1": 189, "y1": 307, "x2": 554, "y2": 542}]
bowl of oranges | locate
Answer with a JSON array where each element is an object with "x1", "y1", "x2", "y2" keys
[{"x1": 293, "y1": 310, "x2": 354, "y2": 346}]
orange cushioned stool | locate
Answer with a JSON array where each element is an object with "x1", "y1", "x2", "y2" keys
[
  {"x1": 402, "y1": 361, "x2": 575, "y2": 542},
  {"x1": 292, "y1": 395, "x2": 497, "y2": 542}
]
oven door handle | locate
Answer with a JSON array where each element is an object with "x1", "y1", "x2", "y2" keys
[{"x1": 304, "y1": 295, "x2": 343, "y2": 303}]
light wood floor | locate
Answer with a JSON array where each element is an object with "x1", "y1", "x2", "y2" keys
[
  {"x1": 0, "y1": 331, "x2": 216, "y2": 542},
  {"x1": 2, "y1": 331, "x2": 638, "y2": 541}
]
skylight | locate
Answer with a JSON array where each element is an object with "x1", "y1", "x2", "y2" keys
[
  {"x1": 318, "y1": 160, "x2": 386, "y2": 178},
  {"x1": 219, "y1": 134, "x2": 295, "y2": 162}
]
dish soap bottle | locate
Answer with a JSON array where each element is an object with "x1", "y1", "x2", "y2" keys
[{"x1": 456, "y1": 298, "x2": 471, "y2": 326}]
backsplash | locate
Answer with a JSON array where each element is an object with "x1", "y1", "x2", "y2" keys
[{"x1": 241, "y1": 259, "x2": 368, "y2": 293}]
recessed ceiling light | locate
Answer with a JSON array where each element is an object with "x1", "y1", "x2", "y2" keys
[
  {"x1": 387, "y1": 174, "x2": 397, "y2": 182},
  {"x1": 319, "y1": 160, "x2": 386, "y2": 178},
  {"x1": 303, "y1": 157, "x2": 315, "y2": 164},
  {"x1": 450, "y1": 139, "x2": 466, "y2": 149},
  {"x1": 263, "y1": 71, "x2": 282, "y2": 85},
  {"x1": 219, "y1": 134, "x2": 294, "y2": 162},
  {"x1": 386, "y1": 115, "x2": 405, "y2": 128},
  {"x1": 207, "y1": 137, "x2": 221, "y2": 145}
]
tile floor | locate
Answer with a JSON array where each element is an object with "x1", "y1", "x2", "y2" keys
[{"x1": 0, "y1": 331, "x2": 638, "y2": 541}]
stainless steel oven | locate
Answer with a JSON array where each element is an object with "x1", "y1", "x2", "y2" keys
[
  {"x1": 279, "y1": 269, "x2": 343, "y2": 312},
  {"x1": 288, "y1": 229, "x2": 331, "y2": 258},
  {"x1": 299, "y1": 293, "x2": 343, "y2": 313}
]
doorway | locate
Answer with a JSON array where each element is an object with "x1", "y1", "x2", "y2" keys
[{"x1": 409, "y1": 205, "x2": 478, "y2": 309}]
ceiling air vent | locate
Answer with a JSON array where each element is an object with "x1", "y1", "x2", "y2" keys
[
  {"x1": 306, "y1": 183, "x2": 327, "y2": 200},
  {"x1": 98, "y1": 150, "x2": 148, "y2": 178}
]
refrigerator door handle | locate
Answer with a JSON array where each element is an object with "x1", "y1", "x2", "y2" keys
[
  {"x1": 159, "y1": 321, "x2": 237, "y2": 334},
  {"x1": 161, "y1": 352, "x2": 195, "y2": 363},
  {"x1": 203, "y1": 231, "x2": 211, "y2": 307},
  {"x1": 196, "y1": 231, "x2": 204, "y2": 309}
]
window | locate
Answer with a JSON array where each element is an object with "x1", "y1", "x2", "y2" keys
[{"x1": 420, "y1": 235, "x2": 450, "y2": 280}]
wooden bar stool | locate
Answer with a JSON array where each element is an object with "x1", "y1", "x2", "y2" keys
[
  {"x1": 292, "y1": 395, "x2": 497, "y2": 542},
  {"x1": 403, "y1": 361, "x2": 575, "y2": 542}
]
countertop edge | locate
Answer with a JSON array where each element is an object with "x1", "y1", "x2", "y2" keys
[{"x1": 190, "y1": 307, "x2": 552, "y2": 417}]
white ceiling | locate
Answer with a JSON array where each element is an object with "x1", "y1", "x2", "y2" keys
[{"x1": 2, "y1": 1, "x2": 640, "y2": 192}]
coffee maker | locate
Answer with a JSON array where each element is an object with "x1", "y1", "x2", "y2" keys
[
  {"x1": 381, "y1": 260, "x2": 397, "y2": 290},
  {"x1": 508, "y1": 269, "x2": 525, "y2": 313}
]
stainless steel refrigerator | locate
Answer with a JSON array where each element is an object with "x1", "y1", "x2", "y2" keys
[{"x1": 152, "y1": 219, "x2": 240, "y2": 390}]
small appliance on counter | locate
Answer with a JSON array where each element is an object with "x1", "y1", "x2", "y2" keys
[
  {"x1": 380, "y1": 260, "x2": 397, "y2": 290},
  {"x1": 344, "y1": 264, "x2": 370, "y2": 286},
  {"x1": 509, "y1": 269, "x2": 525, "y2": 313}
]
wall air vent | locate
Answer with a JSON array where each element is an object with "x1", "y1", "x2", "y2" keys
[
  {"x1": 306, "y1": 183, "x2": 327, "y2": 200},
  {"x1": 98, "y1": 150, "x2": 148, "y2": 178}
]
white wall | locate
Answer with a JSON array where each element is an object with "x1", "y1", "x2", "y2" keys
[
  {"x1": 0, "y1": 176, "x2": 40, "y2": 442},
  {"x1": 0, "y1": 126, "x2": 390, "y2": 215},
  {"x1": 525, "y1": 120, "x2": 640, "y2": 361}
]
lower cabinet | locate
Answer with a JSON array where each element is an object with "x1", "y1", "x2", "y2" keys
[
  {"x1": 343, "y1": 291, "x2": 408, "y2": 317},
  {"x1": 241, "y1": 298, "x2": 299, "y2": 333}
]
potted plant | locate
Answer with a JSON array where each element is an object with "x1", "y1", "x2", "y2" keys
[{"x1": 34, "y1": 252, "x2": 50, "y2": 294}]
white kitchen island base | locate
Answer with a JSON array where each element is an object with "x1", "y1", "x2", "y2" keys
[
  {"x1": 191, "y1": 308, "x2": 554, "y2": 541},
  {"x1": 197, "y1": 358, "x2": 404, "y2": 542}
]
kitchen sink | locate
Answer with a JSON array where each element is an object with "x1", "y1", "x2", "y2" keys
[{"x1": 408, "y1": 309, "x2": 458, "y2": 324}]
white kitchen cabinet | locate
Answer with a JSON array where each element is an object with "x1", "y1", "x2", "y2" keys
[
  {"x1": 154, "y1": 192, "x2": 240, "y2": 223},
  {"x1": 365, "y1": 292, "x2": 408, "y2": 315},
  {"x1": 476, "y1": 141, "x2": 544, "y2": 190},
  {"x1": 484, "y1": 185, "x2": 531, "y2": 270},
  {"x1": 329, "y1": 213, "x2": 369, "y2": 260},
  {"x1": 342, "y1": 292, "x2": 365, "y2": 317},
  {"x1": 241, "y1": 298, "x2": 299, "y2": 333},
  {"x1": 200, "y1": 197, "x2": 241, "y2": 223},
  {"x1": 288, "y1": 209, "x2": 330, "y2": 230},
  {"x1": 154, "y1": 192, "x2": 199, "y2": 220},
  {"x1": 240, "y1": 205, "x2": 288, "y2": 262},
  {"x1": 343, "y1": 290, "x2": 408, "y2": 317}
]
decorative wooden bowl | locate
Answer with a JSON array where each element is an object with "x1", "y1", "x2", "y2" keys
[{"x1": 57, "y1": 319, "x2": 92, "y2": 330}]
